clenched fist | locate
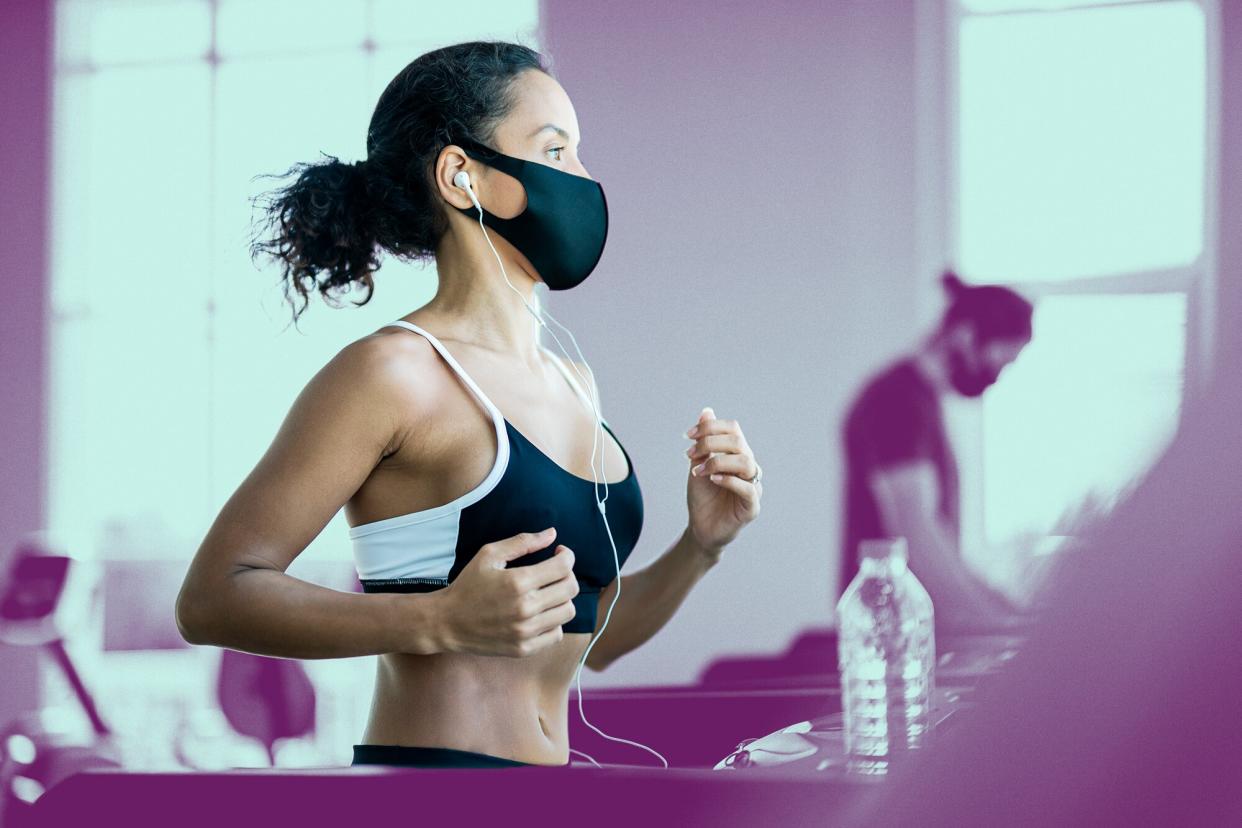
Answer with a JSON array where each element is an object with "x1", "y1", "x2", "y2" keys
[{"x1": 429, "y1": 527, "x2": 579, "y2": 657}]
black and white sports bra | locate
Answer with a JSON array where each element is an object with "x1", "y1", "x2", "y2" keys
[{"x1": 349, "y1": 320, "x2": 644, "y2": 634}]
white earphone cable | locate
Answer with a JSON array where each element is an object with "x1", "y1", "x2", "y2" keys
[{"x1": 467, "y1": 186, "x2": 669, "y2": 769}]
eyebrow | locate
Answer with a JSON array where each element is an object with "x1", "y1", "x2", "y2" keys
[{"x1": 528, "y1": 123, "x2": 573, "y2": 141}]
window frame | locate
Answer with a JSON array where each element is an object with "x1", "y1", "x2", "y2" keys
[{"x1": 916, "y1": 0, "x2": 1221, "y2": 555}]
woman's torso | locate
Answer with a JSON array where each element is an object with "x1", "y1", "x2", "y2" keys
[{"x1": 343, "y1": 316, "x2": 642, "y2": 765}]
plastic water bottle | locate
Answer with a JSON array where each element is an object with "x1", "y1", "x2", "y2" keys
[{"x1": 836, "y1": 537, "x2": 935, "y2": 776}]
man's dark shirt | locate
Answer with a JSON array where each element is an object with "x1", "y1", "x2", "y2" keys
[{"x1": 840, "y1": 358, "x2": 959, "y2": 595}]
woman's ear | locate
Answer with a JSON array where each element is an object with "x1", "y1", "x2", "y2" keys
[{"x1": 435, "y1": 145, "x2": 476, "y2": 210}]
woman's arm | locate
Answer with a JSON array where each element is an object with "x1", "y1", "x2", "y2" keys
[
  {"x1": 175, "y1": 335, "x2": 444, "y2": 659},
  {"x1": 177, "y1": 334, "x2": 582, "y2": 661},
  {"x1": 550, "y1": 356, "x2": 721, "y2": 670},
  {"x1": 555, "y1": 361, "x2": 762, "y2": 671},
  {"x1": 583, "y1": 527, "x2": 720, "y2": 671}
]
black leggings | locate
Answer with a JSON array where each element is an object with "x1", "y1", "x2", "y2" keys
[{"x1": 351, "y1": 744, "x2": 534, "y2": 768}]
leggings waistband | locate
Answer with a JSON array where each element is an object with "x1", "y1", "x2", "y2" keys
[{"x1": 352, "y1": 744, "x2": 534, "y2": 768}]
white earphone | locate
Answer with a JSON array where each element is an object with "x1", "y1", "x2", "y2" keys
[
  {"x1": 457, "y1": 162, "x2": 669, "y2": 770},
  {"x1": 453, "y1": 170, "x2": 481, "y2": 209}
]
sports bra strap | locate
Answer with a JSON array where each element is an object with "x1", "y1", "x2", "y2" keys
[
  {"x1": 382, "y1": 320, "x2": 506, "y2": 425},
  {"x1": 384, "y1": 320, "x2": 610, "y2": 428}
]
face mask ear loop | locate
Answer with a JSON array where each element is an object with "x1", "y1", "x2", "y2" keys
[{"x1": 472, "y1": 198, "x2": 670, "y2": 770}]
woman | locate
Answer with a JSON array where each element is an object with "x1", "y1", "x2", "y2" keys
[{"x1": 175, "y1": 41, "x2": 762, "y2": 769}]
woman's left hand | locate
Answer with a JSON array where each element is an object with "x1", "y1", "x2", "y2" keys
[{"x1": 684, "y1": 407, "x2": 762, "y2": 556}]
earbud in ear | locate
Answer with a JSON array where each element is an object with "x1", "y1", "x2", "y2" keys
[{"x1": 453, "y1": 170, "x2": 482, "y2": 211}]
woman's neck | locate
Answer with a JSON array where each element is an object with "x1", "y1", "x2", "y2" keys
[{"x1": 416, "y1": 228, "x2": 544, "y2": 365}]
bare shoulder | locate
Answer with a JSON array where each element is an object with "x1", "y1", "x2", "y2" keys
[
  {"x1": 178, "y1": 329, "x2": 437, "y2": 587},
  {"x1": 337, "y1": 326, "x2": 452, "y2": 417}
]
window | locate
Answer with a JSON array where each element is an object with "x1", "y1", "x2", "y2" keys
[
  {"x1": 49, "y1": 0, "x2": 542, "y2": 567},
  {"x1": 944, "y1": 0, "x2": 1216, "y2": 557}
]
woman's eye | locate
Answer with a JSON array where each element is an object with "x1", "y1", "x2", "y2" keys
[{"x1": 547, "y1": 146, "x2": 565, "y2": 161}]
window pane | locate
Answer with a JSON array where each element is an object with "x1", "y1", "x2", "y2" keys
[
  {"x1": 55, "y1": 0, "x2": 94, "y2": 65},
  {"x1": 213, "y1": 52, "x2": 438, "y2": 562},
  {"x1": 214, "y1": 51, "x2": 371, "y2": 277},
  {"x1": 370, "y1": 0, "x2": 540, "y2": 48},
  {"x1": 216, "y1": 0, "x2": 366, "y2": 59},
  {"x1": 51, "y1": 1, "x2": 543, "y2": 564},
  {"x1": 59, "y1": 0, "x2": 212, "y2": 66},
  {"x1": 48, "y1": 63, "x2": 214, "y2": 559},
  {"x1": 212, "y1": 52, "x2": 367, "y2": 507},
  {"x1": 958, "y1": 1, "x2": 1205, "y2": 280},
  {"x1": 981, "y1": 293, "x2": 1186, "y2": 543}
]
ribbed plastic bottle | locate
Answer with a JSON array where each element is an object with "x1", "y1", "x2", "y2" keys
[{"x1": 836, "y1": 537, "x2": 935, "y2": 776}]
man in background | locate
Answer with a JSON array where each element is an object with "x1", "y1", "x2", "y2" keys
[{"x1": 840, "y1": 271, "x2": 1033, "y2": 631}]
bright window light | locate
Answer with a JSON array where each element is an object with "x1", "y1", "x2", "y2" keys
[
  {"x1": 980, "y1": 293, "x2": 1186, "y2": 542},
  {"x1": 58, "y1": 0, "x2": 213, "y2": 66},
  {"x1": 49, "y1": 2, "x2": 540, "y2": 562},
  {"x1": 958, "y1": 1, "x2": 1206, "y2": 281},
  {"x1": 215, "y1": 0, "x2": 367, "y2": 59},
  {"x1": 371, "y1": 0, "x2": 540, "y2": 48}
]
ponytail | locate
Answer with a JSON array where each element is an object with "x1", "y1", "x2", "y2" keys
[
  {"x1": 249, "y1": 153, "x2": 381, "y2": 325},
  {"x1": 248, "y1": 40, "x2": 547, "y2": 325}
]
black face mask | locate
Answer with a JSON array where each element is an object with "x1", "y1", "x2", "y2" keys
[
  {"x1": 452, "y1": 136, "x2": 608, "y2": 291},
  {"x1": 948, "y1": 348, "x2": 1000, "y2": 398}
]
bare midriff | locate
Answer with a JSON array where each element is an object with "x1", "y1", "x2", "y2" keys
[
  {"x1": 352, "y1": 324, "x2": 620, "y2": 765},
  {"x1": 359, "y1": 632, "x2": 594, "y2": 765}
]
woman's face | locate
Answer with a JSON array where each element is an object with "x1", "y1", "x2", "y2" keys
[
  {"x1": 470, "y1": 70, "x2": 593, "y2": 221},
  {"x1": 494, "y1": 69, "x2": 591, "y2": 178}
]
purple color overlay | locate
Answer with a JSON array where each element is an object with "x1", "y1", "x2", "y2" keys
[{"x1": 4, "y1": 0, "x2": 1242, "y2": 825}]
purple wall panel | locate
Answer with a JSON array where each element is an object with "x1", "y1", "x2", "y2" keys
[
  {"x1": 0, "y1": 0, "x2": 51, "y2": 726},
  {"x1": 540, "y1": 0, "x2": 922, "y2": 686}
]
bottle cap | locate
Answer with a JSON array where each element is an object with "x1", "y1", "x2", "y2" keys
[{"x1": 859, "y1": 537, "x2": 908, "y2": 561}]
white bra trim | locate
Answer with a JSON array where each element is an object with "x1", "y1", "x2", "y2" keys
[{"x1": 347, "y1": 320, "x2": 511, "y2": 538}]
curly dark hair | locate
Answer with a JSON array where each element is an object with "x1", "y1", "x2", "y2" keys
[{"x1": 248, "y1": 40, "x2": 548, "y2": 324}]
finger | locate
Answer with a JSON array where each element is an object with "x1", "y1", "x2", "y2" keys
[
  {"x1": 487, "y1": 528, "x2": 558, "y2": 564},
  {"x1": 517, "y1": 545, "x2": 576, "y2": 590},
  {"x1": 525, "y1": 597, "x2": 578, "y2": 637},
  {"x1": 686, "y1": 432, "x2": 745, "y2": 460},
  {"x1": 707, "y1": 470, "x2": 762, "y2": 503},
  {"x1": 685, "y1": 407, "x2": 715, "y2": 437},
  {"x1": 687, "y1": 416, "x2": 743, "y2": 440},
  {"x1": 694, "y1": 452, "x2": 757, "y2": 480},
  {"x1": 515, "y1": 624, "x2": 565, "y2": 657},
  {"x1": 529, "y1": 570, "x2": 579, "y2": 614}
]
